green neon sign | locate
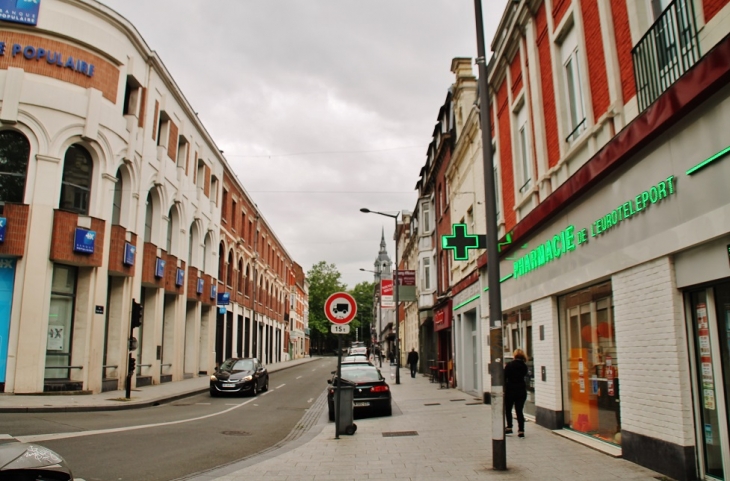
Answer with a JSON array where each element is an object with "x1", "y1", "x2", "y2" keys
[
  {"x1": 686, "y1": 146, "x2": 730, "y2": 176},
  {"x1": 442, "y1": 223, "x2": 486, "y2": 261},
  {"x1": 513, "y1": 175, "x2": 676, "y2": 280}
]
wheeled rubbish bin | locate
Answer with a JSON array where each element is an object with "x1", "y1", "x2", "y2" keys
[{"x1": 335, "y1": 385, "x2": 357, "y2": 435}]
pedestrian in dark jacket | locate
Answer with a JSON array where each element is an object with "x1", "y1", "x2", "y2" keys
[
  {"x1": 504, "y1": 349, "x2": 528, "y2": 437},
  {"x1": 407, "y1": 348, "x2": 419, "y2": 378}
]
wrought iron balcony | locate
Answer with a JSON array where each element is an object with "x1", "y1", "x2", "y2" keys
[{"x1": 632, "y1": 0, "x2": 700, "y2": 112}]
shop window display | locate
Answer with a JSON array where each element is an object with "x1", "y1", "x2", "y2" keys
[{"x1": 559, "y1": 281, "x2": 621, "y2": 445}]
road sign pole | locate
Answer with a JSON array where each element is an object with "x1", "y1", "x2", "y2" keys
[{"x1": 335, "y1": 334, "x2": 342, "y2": 439}]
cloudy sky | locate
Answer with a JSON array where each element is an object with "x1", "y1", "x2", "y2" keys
[{"x1": 99, "y1": 0, "x2": 507, "y2": 289}]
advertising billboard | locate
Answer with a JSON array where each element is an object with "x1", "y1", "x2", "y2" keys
[{"x1": 381, "y1": 278, "x2": 394, "y2": 308}]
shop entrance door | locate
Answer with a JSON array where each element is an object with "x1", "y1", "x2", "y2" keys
[
  {"x1": 688, "y1": 283, "x2": 730, "y2": 480},
  {"x1": 559, "y1": 282, "x2": 620, "y2": 445}
]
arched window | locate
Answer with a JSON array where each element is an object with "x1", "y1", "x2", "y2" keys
[
  {"x1": 245, "y1": 265, "x2": 250, "y2": 297},
  {"x1": 238, "y1": 259, "x2": 243, "y2": 293},
  {"x1": 226, "y1": 251, "x2": 233, "y2": 287},
  {"x1": 166, "y1": 207, "x2": 174, "y2": 253},
  {"x1": 59, "y1": 144, "x2": 93, "y2": 215},
  {"x1": 189, "y1": 222, "x2": 199, "y2": 268},
  {"x1": 111, "y1": 170, "x2": 123, "y2": 225},
  {"x1": 218, "y1": 241, "x2": 225, "y2": 281},
  {"x1": 144, "y1": 193, "x2": 153, "y2": 243},
  {"x1": 0, "y1": 131, "x2": 30, "y2": 205},
  {"x1": 203, "y1": 233, "x2": 212, "y2": 273}
]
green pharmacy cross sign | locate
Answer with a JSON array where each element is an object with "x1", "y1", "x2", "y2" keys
[{"x1": 442, "y1": 224, "x2": 486, "y2": 261}]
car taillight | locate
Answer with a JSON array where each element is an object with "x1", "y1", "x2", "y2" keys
[
  {"x1": 329, "y1": 389, "x2": 335, "y2": 395},
  {"x1": 370, "y1": 385, "x2": 389, "y2": 393}
]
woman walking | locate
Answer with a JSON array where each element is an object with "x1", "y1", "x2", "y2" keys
[{"x1": 504, "y1": 349, "x2": 528, "y2": 438}]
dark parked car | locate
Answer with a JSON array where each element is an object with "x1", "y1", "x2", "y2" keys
[
  {"x1": 210, "y1": 358, "x2": 268, "y2": 396},
  {"x1": 327, "y1": 364, "x2": 391, "y2": 421}
]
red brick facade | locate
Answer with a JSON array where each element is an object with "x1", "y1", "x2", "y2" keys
[
  {"x1": 0, "y1": 203, "x2": 28, "y2": 258},
  {"x1": 536, "y1": 1, "x2": 561, "y2": 169},
  {"x1": 496, "y1": 80, "x2": 517, "y2": 231},
  {"x1": 49, "y1": 210, "x2": 106, "y2": 267},
  {"x1": 163, "y1": 254, "x2": 185, "y2": 295},
  {"x1": 138, "y1": 87, "x2": 146, "y2": 128},
  {"x1": 151, "y1": 100, "x2": 159, "y2": 141},
  {"x1": 0, "y1": 32, "x2": 119, "y2": 102},
  {"x1": 703, "y1": 0, "x2": 730, "y2": 21},
  {"x1": 581, "y1": 0, "x2": 610, "y2": 123},
  {"x1": 168, "y1": 120, "x2": 178, "y2": 162},
  {"x1": 141, "y1": 241, "x2": 164, "y2": 288},
  {"x1": 610, "y1": 0, "x2": 637, "y2": 104},
  {"x1": 552, "y1": 0, "x2": 570, "y2": 29},
  {"x1": 107, "y1": 225, "x2": 136, "y2": 277},
  {"x1": 510, "y1": 50, "x2": 523, "y2": 97}
]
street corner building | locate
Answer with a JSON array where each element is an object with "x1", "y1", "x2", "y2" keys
[
  {"x1": 0, "y1": 0, "x2": 307, "y2": 397},
  {"x1": 397, "y1": 1, "x2": 730, "y2": 480}
]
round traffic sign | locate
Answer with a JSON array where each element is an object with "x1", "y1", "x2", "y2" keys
[{"x1": 324, "y1": 292, "x2": 357, "y2": 324}]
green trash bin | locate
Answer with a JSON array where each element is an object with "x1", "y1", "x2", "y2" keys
[{"x1": 335, "y1": 385, "x2": 357, "y2": 435}]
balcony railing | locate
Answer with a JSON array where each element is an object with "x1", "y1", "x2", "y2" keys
[{"x1": 632, "y1": 0, "x2": 700, "y2": 112}]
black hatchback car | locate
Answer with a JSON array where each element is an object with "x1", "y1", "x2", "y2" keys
[
  {"x1": 210, "y1": 358, "x2": 269, "y2": 396},
  {"x1": 327, "y1": 364, "x2": 391, "y2": 420}
]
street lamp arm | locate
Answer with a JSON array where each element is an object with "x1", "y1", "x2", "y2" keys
[{"x1": 360, "y1": 207, "x2": 398, "y2": 219}]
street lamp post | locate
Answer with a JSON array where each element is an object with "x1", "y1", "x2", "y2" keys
[
  {"x1": 474, "y1": 0, "x2": 506, "y2": 471},
  {"x1": 360, "y1": 267, "x2": 383, "y2": 368},
  {"x1": 360, "y1": 208, "x2": 400, "y2": 384}
]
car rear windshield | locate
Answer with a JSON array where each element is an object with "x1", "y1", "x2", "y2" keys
[
  {"x1": 220, "y1": 359, "x2": 254, "y2": 371},
  {"x1": 340, "y1": 367, "x2": 382, "y2": 382}
]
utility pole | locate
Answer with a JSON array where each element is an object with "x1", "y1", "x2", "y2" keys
[{"x1": 474, "y1": 0, "x2": 506, "y2": 471}]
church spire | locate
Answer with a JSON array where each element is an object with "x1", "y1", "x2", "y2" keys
[{"x1": 373, "y1": 227, "x2": 392, "y2": 281}]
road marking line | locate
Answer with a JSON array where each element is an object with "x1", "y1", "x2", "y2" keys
[
  {"x1": 195, "y1": 403, "x2": 211, "y2": 405},
  {"x1": 253, "y1": 404, "x2": 259, "y2": 406},
  {"x1": 307, "y1": 398, "x2": 314, "y2": 403},
  {"x1": 0, "y1": 434, "x2": 14, "y2": 440},
  {"x1": 296, "y1": 376, "x2": 302, "y2": 379},
  {"x1": 275, "y1": 384, "x2": 285, "y2": 389},
  {"x1": 13, "y1": 398, "x2": 257, "y2": 443}
]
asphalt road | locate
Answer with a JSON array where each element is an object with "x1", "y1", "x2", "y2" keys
[{"x1": 0, "y1": 358, "x2": 337, "y2": 481}]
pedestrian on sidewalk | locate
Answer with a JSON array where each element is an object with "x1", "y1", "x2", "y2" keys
[
  {"x1": 407, "y1": 347, "x2": 419, "y2": 378},
  {"x1": 504, "y1": 348, "x2": 528, "y2": 438}
]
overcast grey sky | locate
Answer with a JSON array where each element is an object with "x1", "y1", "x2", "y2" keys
[{"x1": 99, "y1": 1, "x2": 507, "y2": 289}]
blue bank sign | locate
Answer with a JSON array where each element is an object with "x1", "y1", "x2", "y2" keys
[
  {"x1": 0, "y1": 0, "x2": 40, "y2": 26},
  {"x1": 0, "y1": 217, "x2": 6, "y2": 242},
  {"x1": 73, "y1": 228, "x2": 95, "y2": 254}
]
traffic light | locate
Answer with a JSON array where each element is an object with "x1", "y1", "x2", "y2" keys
[
  {"x1": 131, "y1": 299, "x2": 143, "y2": 330},
  {"x1": 128, "y1": 356, "x2": 136, "y2": 374}
]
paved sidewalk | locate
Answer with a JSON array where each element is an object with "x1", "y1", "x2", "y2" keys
[
  {"x1": 0, "y1": 357, "x2": 318, "y2": 413},
  {"x1": 187, "y1": 367, "x2": 664, "y2": 481},
  {"x1": 0, "y1": 359, "x2": 666, "y2": 480}
]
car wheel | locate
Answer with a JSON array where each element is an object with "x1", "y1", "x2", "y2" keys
[
  {"x1": 251, "y1": 382, "x2": 258, "y2": 397},
  {"x1": 261, "y1": 376, "x2": 269, "y2": 392},
  {"x1": 210, "y1": 389, "x2": 218, "y2": 397},
  {"x1": 382, "y1": 405, "x2": 392, "y2": 416}
]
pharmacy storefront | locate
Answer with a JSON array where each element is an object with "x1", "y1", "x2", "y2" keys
[{"x1": 494, "y1": 93, "x2": 730, "y2": 479}]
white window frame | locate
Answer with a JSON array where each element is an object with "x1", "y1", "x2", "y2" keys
[
  {"x1": 515, "y1": 104, "x2": 532, "y2": 194},
  {"x1": 422, "y1": 257, "x2": 431, "y2": 290},
  {"x1": 422, "y1": 201, "x2": 431, "y2": 233},
  {"x1": 561, "y1": 26, "x2": 586, "y2": 144}
]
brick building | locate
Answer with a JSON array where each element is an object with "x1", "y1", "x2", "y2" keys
[
  {"x1": 422, "y1": 0, "x2": 730, "y2": 479},
  {"x1": 0, "y1": 0, "x2": 296, "y2": 395}
]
